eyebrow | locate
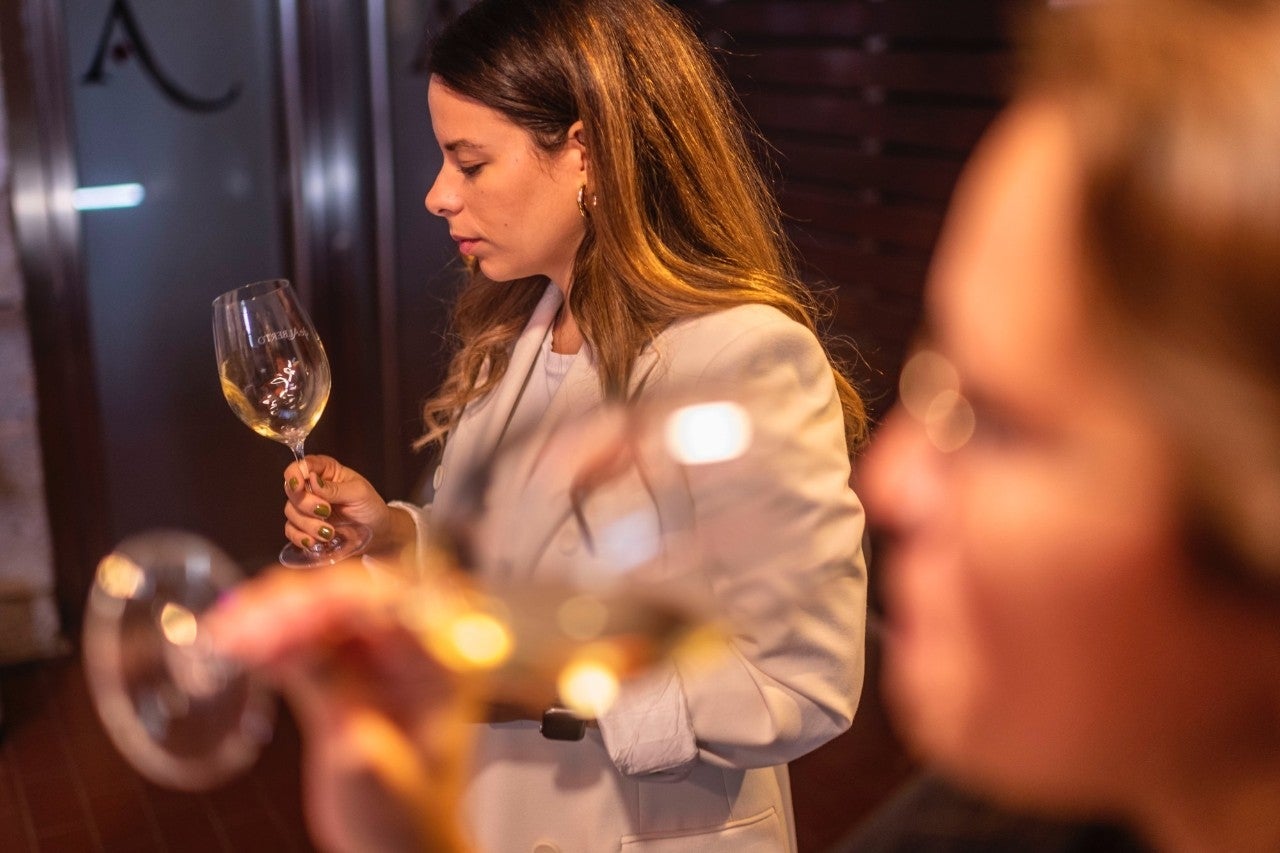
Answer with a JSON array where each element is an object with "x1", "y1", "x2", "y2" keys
[{"x1": 443, "y1": 139, "x2": 484, "y2": 153}]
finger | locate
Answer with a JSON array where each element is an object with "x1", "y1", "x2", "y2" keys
[
  {"x1": 285, "y1": 696, "x2": 458, "y2": 853},
  {"x1": 285, "y1": 479, "x2": 334, "y2": 522},
  {"x1": 284, "y1": 517, "x2": 318, "y2": 553},
  {"x1": 304, "y1": 462, "x2": 356, "y2": 506},
  {"x1": 285, "y1": 500, "x2": 336, "y2": 549},
  {"x1": 283, "y1": 454, "x2": 339, "y2": 495},
  {"x1": 208, "y1": 561, "x2": 395, "y2": 667},
  {"x1": 283, "y1": 469, "x2": 338, "y2": 522}
]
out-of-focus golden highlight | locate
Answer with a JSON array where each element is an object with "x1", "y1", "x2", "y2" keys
[{"x1": 96, "y1": 552, "x2": 146, "y2": 600}]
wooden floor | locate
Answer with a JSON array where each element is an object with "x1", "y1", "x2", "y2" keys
[
  {"x1": 0, "y1": 655, "x2": 314, "y2": 852},
  {"x1": 0, "y1": 637, "x2": 911, "y2": 852}
]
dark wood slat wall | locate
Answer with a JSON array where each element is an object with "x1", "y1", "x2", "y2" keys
[{"x1": 679, "y1": 0, "x2": 1024, "y2": 424}]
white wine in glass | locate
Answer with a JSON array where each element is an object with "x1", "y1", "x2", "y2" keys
[{"x1": 212, "y1": 279, "x2": 370, "y2": 566}]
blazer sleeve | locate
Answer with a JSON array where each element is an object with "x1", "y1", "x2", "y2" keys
[{"x1": 596, "y1": 306, "x2": 868, "y2": 777}]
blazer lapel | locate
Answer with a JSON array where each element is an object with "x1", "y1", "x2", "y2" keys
[
  {"x1": 444, "y1": 310, "x2": 671, "y2": 582},
  {"x1": 483, "y1": 337, "x2": 604, "y2": 579},
  {"x1": 434, "y1": 283, "x2": 563, "y2": 514}
]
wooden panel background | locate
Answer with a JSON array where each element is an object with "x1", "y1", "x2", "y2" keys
[
  {"x1": 672, "y1": 3, "x2": 1026, "y2": 849},
  {"x1": 679, "y1": 0, "x2": 1023, "y2": 425}
]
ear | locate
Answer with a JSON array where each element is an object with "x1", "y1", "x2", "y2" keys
[{"x1": 566, "y1": 119, "x2": 589, "y2": 182}]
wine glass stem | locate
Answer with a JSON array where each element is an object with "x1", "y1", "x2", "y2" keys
[
  {"x1": 289, "y1": 440, "x2": 338, "y2": 551},
  {"x1": 289, "y1": 442, "x2": 313, "y2": 490}
]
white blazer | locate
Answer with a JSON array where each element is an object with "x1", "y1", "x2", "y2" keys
[{"x1": 394, "y1": 284, "x2": 867, "y2": 852}]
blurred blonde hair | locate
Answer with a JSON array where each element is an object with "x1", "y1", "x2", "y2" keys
[
  {"x1": 1024, "y1": 0, "x2": 1280, "y2": 588},
  {"x1": 417, "y1": 0, "x2": 866, "y2": 454}
]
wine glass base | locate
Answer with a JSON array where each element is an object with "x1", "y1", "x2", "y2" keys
[{"x1": 279, "y1": 522, "x2": 374, "y2": 567}]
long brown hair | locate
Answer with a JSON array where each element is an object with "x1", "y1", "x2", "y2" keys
[
  {"x1": 1024, "y1": 0, "x2": 1280, "y2": 589},
  {"x1": 417, "y1": 0, "x2": 866, "y2": 452}
]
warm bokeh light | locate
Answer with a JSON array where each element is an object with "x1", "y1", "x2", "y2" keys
[
  {"x1": 558, "y1": 658, "x2": 620, "y2": 718},
  {"x1": 159, "y1": 603, "x2": 199, "y2": 647},
  {"x1": 900, "y1": 349, "x2": 975, "y2": 452},
  {"x1": 924, "y1": 388, "x2": 975, "y2": 453},
  {"x1": 899, "y1": 349, "x2": 957, "y2": 420},
  {"x1": 664, "y1": 401, "x2": 752, "y2": 465},
  {"x1": 96, "y1": 553, "x2": 146, "y2": 600},
  {"x1": 441, "y1": 610, "x2": 514, "y2": 671}
]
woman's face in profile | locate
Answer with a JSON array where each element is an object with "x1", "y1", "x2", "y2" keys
[
  {"x1": 424, "y1": 77, "x2": 587, "y2": 286},
  {"x1": 861, "y1": 101, "x2": 1235, "y2": 812}
]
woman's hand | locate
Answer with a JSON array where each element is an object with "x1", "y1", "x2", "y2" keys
[
  {"x1": 283, "y1": 455, "x2": 412, "y2": 557},
  {"x1": 207, "y1": 559, "x2": 477, "y2": 852}
]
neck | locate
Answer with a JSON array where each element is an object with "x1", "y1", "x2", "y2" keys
[{"x1": 550, "y1": 298, "x2": 583, "y2": 355}]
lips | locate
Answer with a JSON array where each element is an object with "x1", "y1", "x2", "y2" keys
[{"x1": 452, "y1": 235, "x2": 480, "y2": 256}]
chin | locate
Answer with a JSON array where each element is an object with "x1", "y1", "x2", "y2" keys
[
  {"x1": 888, "y1": 676, "x2": 1114, "y2": 819},
  {"x1": 885, "y1": 663, "x2": 951, "y2": 754},
  {"x1": 475, "y1": 258, "x2": 537, "y2": 284},
  {"x1": 884, "y1": 642, "x2": 1005, "y2": 794},
  {"x1": 474, "y1": 259, "x2": 504, "y2": 280},
  {"x1": 883, "y1": 639, "x2": 961, "y2": 757}
]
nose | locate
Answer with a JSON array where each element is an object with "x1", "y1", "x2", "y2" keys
[
  {"x1": 860, "y1": 407, "x2": 946, "y2": 535},
  {"x1": 424, "y1": 167, "x2": 458, "y2": 218}
]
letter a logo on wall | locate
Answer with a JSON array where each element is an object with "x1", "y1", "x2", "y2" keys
[{"x1": 82, "y1": 0, "x2": 241, "y2": 113}]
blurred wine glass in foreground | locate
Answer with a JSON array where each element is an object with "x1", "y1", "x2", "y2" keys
[
  {"x1": 212, "y1": 279, "x2": 371, "y2": 566},
  {"x1": 82, "y1": 531, "x2": 275, "y2": 790},
  {"x1": 83, "y1": 385, "x2": 835, "y2": 789}
]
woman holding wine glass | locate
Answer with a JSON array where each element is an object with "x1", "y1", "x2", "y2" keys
[
  {"x1": 214, "y1": 1, "x2": 1280, "y2": 852},
  {"x1": 266, "y1": 0, "x2": 870, "y2": 850}
]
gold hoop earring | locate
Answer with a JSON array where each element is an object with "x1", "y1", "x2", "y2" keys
[{"x1": 577, "y1": 184, "x2": 598, "y2": 219}]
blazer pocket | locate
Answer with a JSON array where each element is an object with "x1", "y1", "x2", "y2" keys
[{"x1": 619, "y1": 807, "x2": 788, "y2": 852}]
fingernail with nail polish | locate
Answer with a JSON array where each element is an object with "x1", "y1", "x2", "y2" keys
[
  {"x1": 314, "y1": 504, "x2": 331, "y2": 518},
  {"x1": 318, "y1": 526, "x2": 334, "y2": 541}
]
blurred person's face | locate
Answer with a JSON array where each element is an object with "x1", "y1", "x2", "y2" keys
[
  {"x1": 425, "y1": 78, "x2": 586, "y2": 287},
  {"x1": 862, "y1": 101, "x2": 1264, "y2": 817}
]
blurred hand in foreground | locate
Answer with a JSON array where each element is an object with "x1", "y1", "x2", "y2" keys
[{"x1": 206, "y1": 559, "x2": 476, "y2": 853}]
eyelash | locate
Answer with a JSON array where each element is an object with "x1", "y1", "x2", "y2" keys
[{"x1": 459, "y1": 163, "x2": 483, "y2": 178}]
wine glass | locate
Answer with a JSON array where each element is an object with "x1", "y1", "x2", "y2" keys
[
  {"x1": 82, "y1": 530, "x2": 276, "y2": 790},
  {"x1": 212, "y1": 279, "x2": 371, "y2": 566},
  {"x1": 83, "y1": 385, "x2": 845, "y2": 789}
]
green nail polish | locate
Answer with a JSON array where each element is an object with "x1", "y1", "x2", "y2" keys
[
  {"x1": 288, "y1": 477, "x2": 299, "y2": 491},
  {"x1": 301, "y1": 537, "x2": 312, "y2": 548},
  {"x1": 318, "y1": 525, "x2": 334, "y2": 541},
  {"x1": 314, "y1": 503, "x2": 331, "y2": 518},
  {"x1": 317, "y1": 476, "x2": 326, "y2": 489}
]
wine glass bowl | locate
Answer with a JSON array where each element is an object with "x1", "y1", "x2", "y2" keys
[
  {"x1": 212, "y1": 279, "x2": 370, "y2": 566},
  {"x1": 82, "y1": 530, "x2": 275, "y2": 791}
]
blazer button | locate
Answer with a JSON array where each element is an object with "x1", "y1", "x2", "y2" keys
[{"x1": 432, "y1": 465, "x2": 444, "y2": 490}]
